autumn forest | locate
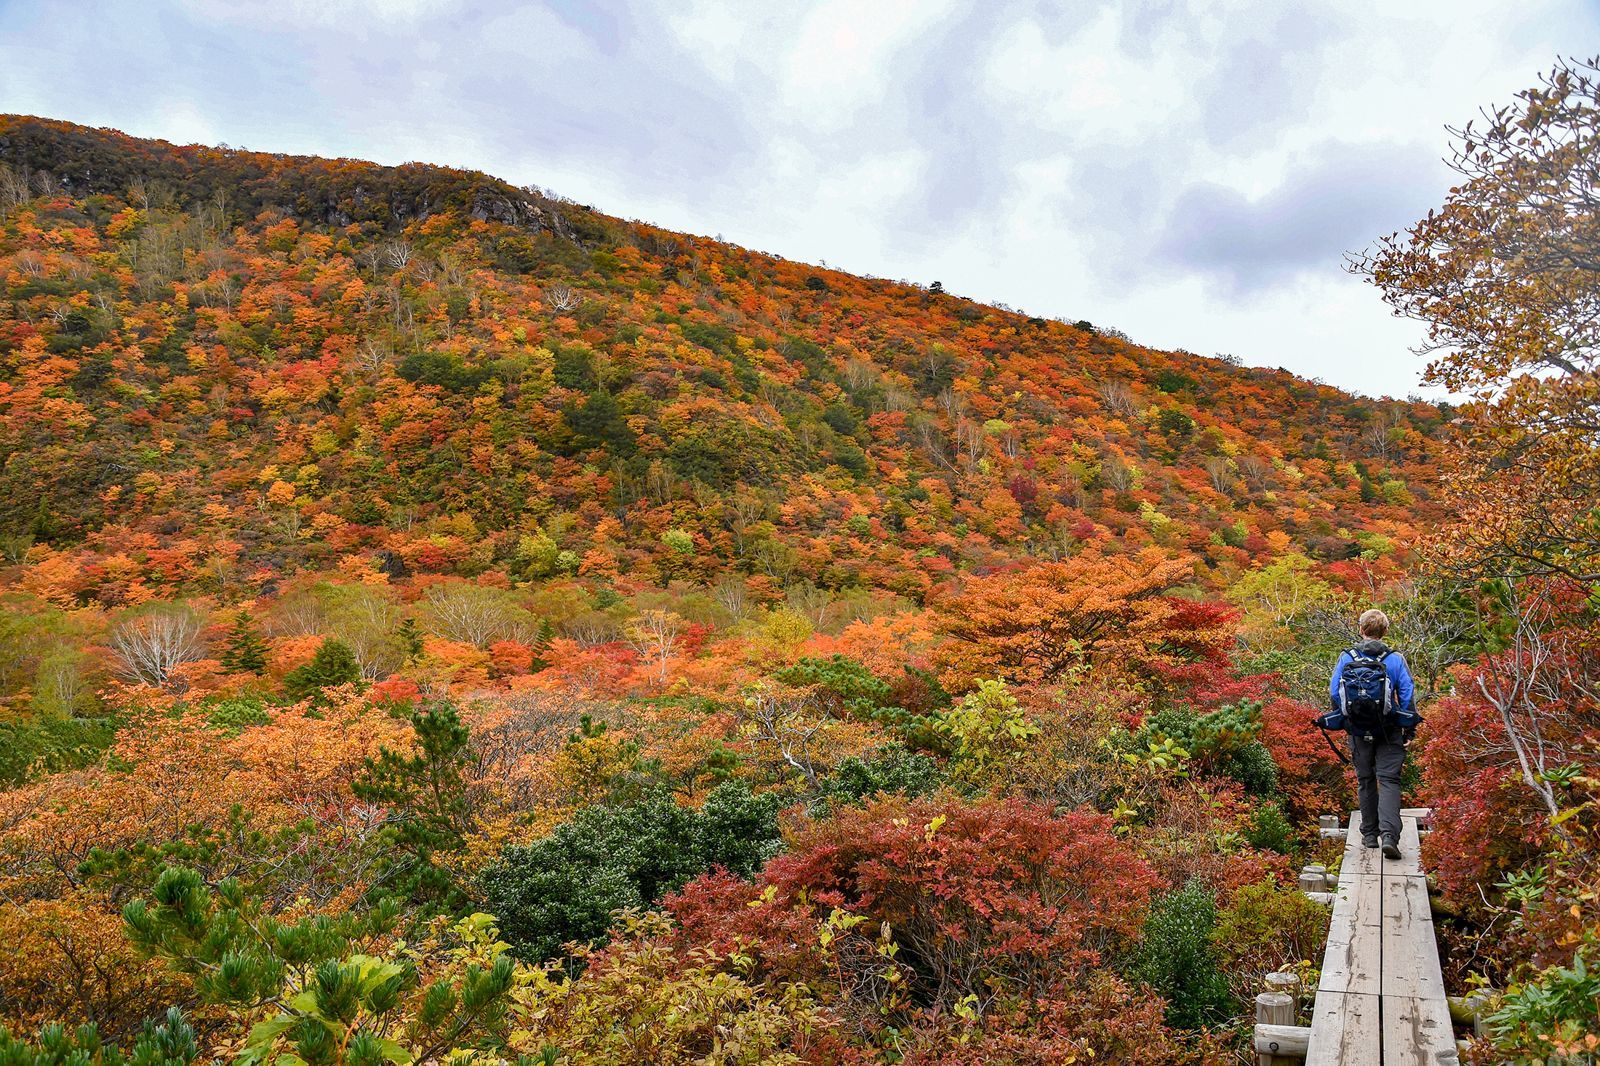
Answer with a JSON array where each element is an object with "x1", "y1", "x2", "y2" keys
[{"x1": 0, "y1": 52, "x2": 1597, "y2": 1066}]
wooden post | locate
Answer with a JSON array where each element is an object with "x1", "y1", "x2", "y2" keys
[
  {"x1": 1255, "y1": 991, "x2": 1299, "y2": 1065},
  {"x1": 1252, "y1": 1024, "x2": 1310, "y2": 1060},
  {"x1": 1299, "y1": 864, "x2": 1329, "y2": 893},
  {"x1": 1265, "y1": 971, "x2": 1301, "y2": 1001},
  {"x1": 1453, "y1": 989, "x2": 1495, "y2": 1039},
  {"x1": 1319, "y1": 813, "x2": 1339, "y2": 833}
]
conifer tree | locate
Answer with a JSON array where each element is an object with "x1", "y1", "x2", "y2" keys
[
  {"x1": 220, "y1": 609, "x2": 268, "y2": 675},
  {"x1": 283, "y1": 639, "x2": 361, "y2": 702},
  {"x1": 353, "y1": 701, "x2": 473, "y2": 906},
  {"x1": 397, "y1": 616, "x2": 424, "y2": 665}
]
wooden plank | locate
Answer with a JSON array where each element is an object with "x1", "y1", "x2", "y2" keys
[
  {"x1": 1381, "y1": 875, "x2": 1446, "y2": 1002},
  {"x1": 1382, "y1": 994, "x2": 1459, "y2": 1065},
  {"x1": 1386, "y1": 817, "x2": 1425, "y2": 877},
  {"x1": 1343, "y1": 811, "x2": 1383, "y2": 878},
  {"x1": 1319, "y1": 900, "x2": 1382, "y2": 995},
  {"x1": 1305, "y1": 990, "x2": 1381, "y2": 1066}
]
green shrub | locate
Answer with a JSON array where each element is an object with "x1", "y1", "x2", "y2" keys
[
  {"x1": 1244, "y1": 800, "x2": 1297, "y2": 855},
  {"x1": 283, "y1": 639, "x2": 362, "y2": 703},
  {"x1": 817, "y1": 746, "x2": 945, "y2": 808},
  {"x1": 1138, "y1": 702, "x2": 1279, "y2": 795},
  {"x1": 1484, "y1": 952, "x2": 1600, "y2": 1059},
  {"x1": 1128, "y1": 881, "x2": 1234, "y2": 1029},
  {"x1": 479, "y1": 781, "x2": 783, "y2": 960},
  {"x1": 1212, "y1": 879, "x2": 1328, "y2": 978},
  {"x1": 396, "y1": 350, "x2": 487, "y2": 393},
  {"x1": 0, "y1": 715, "x2": 118, "y2": 785},
  {"x1": 680, "y1": 321, "x2": 734, "y2": 352},
  {"x1": 202, "y1": 693, "x2": 272, "y2": 733}
]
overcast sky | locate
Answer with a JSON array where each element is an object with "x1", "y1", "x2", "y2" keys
[{"x1": 2, "y1": 0, "x2": 1594, "y2": 398}]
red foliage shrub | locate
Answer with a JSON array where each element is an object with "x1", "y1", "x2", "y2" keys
[
  {"x1": 366, "y1": 676, "x2": 421, "y2": 708},
  {"x1": 677, "y1": 795, "x2": 1158, "y2": 1008},
  {"x1": 1259, "y1": 696, "x2": 1350, "y2": 821},
  {"x1": 1418, "y1": 681, "x2": 1551, "y2": 902},
  {"x1": 666, "y1": 867, "x2": 827, "y2": 985},
  {"x1": 487, "y1": 640, "x2": 535, "y2": 678}
]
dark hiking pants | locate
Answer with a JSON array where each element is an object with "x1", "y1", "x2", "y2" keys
[{"x1": 1350, "y1": 731, "x2": 1407, "y2": 841}]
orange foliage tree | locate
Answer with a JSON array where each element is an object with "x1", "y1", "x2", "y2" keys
[{"x1": 934, "y1": 548, "x2": 1225, "y2": 688}]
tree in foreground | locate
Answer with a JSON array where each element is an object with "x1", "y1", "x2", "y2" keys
[{"x1": 1352, "y1": 54, "x2": 1600, "y2": 585}]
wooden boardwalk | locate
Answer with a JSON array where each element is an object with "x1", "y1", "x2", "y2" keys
[{"x1": 1305, "y1": 809, "x2": 1458, "y2": 1065}]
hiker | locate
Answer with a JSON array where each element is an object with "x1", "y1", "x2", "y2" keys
[{"x1": 1323, "y1": 609, "x2": 1422, "y2": 859}]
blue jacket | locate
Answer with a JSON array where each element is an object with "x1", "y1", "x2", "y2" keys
[{"x1": 1330, "y1": 639, "x2": 1416, "y2": 714}]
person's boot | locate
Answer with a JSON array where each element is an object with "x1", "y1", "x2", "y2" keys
[
  {"x1": 1362, "y1": 833, "x2": 1379, "y2": 849},
  {"x1": 1381, "y1": 833, "x2": 1401, "y2": 859}
]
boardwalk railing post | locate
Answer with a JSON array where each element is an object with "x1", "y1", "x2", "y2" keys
[
  {"x1": 1298, "y1": 864, "x2": 1329, "y2": 893},
  {"x1": 1449, "y1": 988, "x2": 1495, "y2": 1039},
  {"x1": 1254, "y1": 988, "x2": 1301, "y2": 1066},
  {"x1": 1265, "y1": 971, "x2": 1301, "y2": 1002}
]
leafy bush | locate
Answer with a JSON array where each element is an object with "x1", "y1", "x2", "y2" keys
[
  {"x1": 935, "y1": 678, "x2": 1038, "y2": 788},
  {"x1": 479, "y1": 782, "x2": 782, "y2": 961},
  {"x1": 511, "y1": 910, "x2": 827, "y2": 1063},
  {"x1": 1128, "y1": 881, "x2": 1234, "y2": 1029},
  {"x1": 201, "y1": 693, "x2": 272, "y2": 733},
  {"x1": 816, "y1": 745, "x2": 945, "y2": 808},
  {"x1": 1244, "y1": 800, "x2": 1297, "y2": 855},
  {"x1": 1483, "y1": 952, "x2": 1600, "y2": 1061},
  {"x1": 1212, "y1": 879, "x2": 1328, "y2": 990},
  {"x1": 759, "y1": 796, "x2": 1156, "y2": 1009},
  {"x1": 1138, "y1": 701, "x2": 1280, "y2": 795}
]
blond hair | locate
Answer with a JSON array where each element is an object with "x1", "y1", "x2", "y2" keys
[{"x1": 1358, "y1": 609, "x2": 1390, "y2": 638}]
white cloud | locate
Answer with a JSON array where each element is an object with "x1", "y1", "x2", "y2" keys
[
  {"x1": 984, "y1": 10, "x2": 1197, "y2": 142},
  {"x1": 779, "y1": 0, "x2": 958, "y2": 131}
]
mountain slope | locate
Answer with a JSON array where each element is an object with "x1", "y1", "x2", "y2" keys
[{"x1": 0, "y1": 115, "x2": 1441, "y2": 609}]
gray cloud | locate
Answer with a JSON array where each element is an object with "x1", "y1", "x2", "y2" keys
[
  {"x1": 1198, "y1": 8, "x2": 1348, "y2": 150},
  {"x1": 1155, "y1": 141, "x2": 1440, "y2": 293}
]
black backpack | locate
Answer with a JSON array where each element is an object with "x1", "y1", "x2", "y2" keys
[{"x1": 1339, "y1": 647, "x2": 1392, "y2": 733}]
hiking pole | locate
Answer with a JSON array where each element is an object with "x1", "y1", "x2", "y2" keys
[{"x1": 1319, "y1": 726, "x2": 1350, "y2": 766}]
